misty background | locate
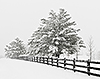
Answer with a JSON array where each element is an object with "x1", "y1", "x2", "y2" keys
[{"x1": 0, "y1": 0, "x2": 100, "y2": 58}]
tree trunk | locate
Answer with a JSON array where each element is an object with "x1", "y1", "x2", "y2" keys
[
  {"x1": 57, "y1": 46, "x2": 62, "y2": 58},
  {"x1": 57, "y1": 54, "x2": 60, "y2": 58},
  {"x1": 76, "y1": 52, "x2": 78, "y2": 60}
]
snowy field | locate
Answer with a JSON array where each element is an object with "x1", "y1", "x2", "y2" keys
[{"x1": 0, "y1": 58, "x2": 99, "y2": 79}]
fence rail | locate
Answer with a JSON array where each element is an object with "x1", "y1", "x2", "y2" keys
[{"x1": 17, "y1": 56, "x2": 100, "y2": 77}]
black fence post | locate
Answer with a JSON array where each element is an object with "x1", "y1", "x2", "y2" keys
[
  {"x1": 47, "y1": 57, "x2": 49, "y2": 65},
  {"x1": 31, "y1": 57, "x2": 33, "y2": 61},
  {"x1": 87, "y1": 59, "x2": 90, "y2": 76},
  {"x1": 36, "y1": 57, "x2": 38, "y2": 62},
  {"x1": 57, "y1": 58, "x2": 59, "y2": 67},
  {"x1": 39, "y1": 57, "x2": 41, "y2": 63},
  {"x1": 51, "y1": 57, "x2": 53, "y2": 66},
  {"x1": 41, "y1": 57, "x2": 42, "y2": 63},
  {"x1": 32, "y1": 57, "x2": 34, "y2": 62},
  {"x1": 73, "y1": 58, "x2": 76, "y2": 72},
  {"x1": 34, "y1": 57, "x2": 35, "y2": 62},
  {"x1": 43, "y1": 57, "x2": 45, "y2": 63},
  {"x1": 64, "y1": 58, "x2": 66, "y2": 70},
  {"x1": 47, "y1": 57, "x2": 48, "y2": 64}
]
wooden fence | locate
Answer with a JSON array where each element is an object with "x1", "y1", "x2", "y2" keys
[{"x1": 18, "y1": 56, "x2": 100, "y2": 77}]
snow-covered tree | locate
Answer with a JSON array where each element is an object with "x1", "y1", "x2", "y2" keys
[
  {"x1": 28, "y1": 9, "x2": 85, "y2": 58},
  {"x1": 5, "y1": 38, "x2": 26, "y2": 58},
  {"x1": 87, "y1": 36, "x2": 95, "y2": 61}
]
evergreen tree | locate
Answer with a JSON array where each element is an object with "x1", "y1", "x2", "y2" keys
[
  {"x1": 28, "y1": 9, "x2": 85, "y2": 58},
  {"x1": 5, "y1": 38, "x2": 26, "y2": 58}
]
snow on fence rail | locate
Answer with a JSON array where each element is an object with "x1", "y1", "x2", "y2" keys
[{"x1": 16, "y1": 56, "x2": 100, "y2": 77}]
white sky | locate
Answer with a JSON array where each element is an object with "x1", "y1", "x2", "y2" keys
[{"x1": 0, "y1": 0, "x2": 100, "y2": 56}]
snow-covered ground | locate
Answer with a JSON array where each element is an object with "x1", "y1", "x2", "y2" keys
[{"x1": 0, "y1": 58, "x2": 99, "y2": 79}]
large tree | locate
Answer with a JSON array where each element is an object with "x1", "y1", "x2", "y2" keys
[
  {"x1": 5, "y1": 38, "x2": 26, "y2": 58},
  {"x1": 28, "y1": 9, "x2": 85, "y2": 58}
]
